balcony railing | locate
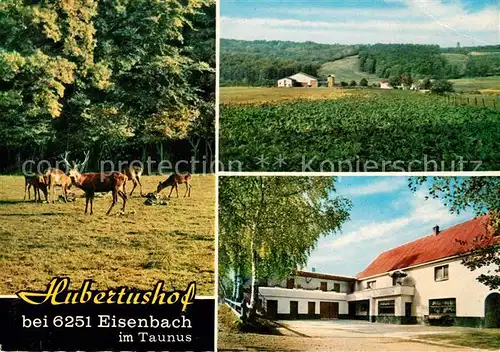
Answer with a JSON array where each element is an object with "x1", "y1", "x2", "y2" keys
[{"x1": 347, "y1": 285, "x2": 415, "y2": 301}]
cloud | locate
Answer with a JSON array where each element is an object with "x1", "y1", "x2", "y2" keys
[
  {"x1": 340, "y1": 177, "x2": 406, "y2": 197},
  {"x1": 221, "y1": 0, "x2": 499, "y2": 46},
  {"x1": 320, "y1": 187, "x2": 470, "y2": 251}
]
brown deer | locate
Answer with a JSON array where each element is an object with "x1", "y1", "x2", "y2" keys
[
  {"x1": 24, "y1": 174, "x2": 48, "y2": 202},
  {"x1": 62, "y1": 151, "x2": 127, "y2": 215},
  {"x1": 44, "y1": 162, "x2": 72, "y2": 203},
  {"x1": 122, "y1": 165, "x2": 143, "y2": 197},
  {"x1": 156, "y1": 173, "x2": 192, "y2": 198}
]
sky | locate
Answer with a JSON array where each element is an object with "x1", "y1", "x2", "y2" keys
[
  {"x1": 304, "y1": 176, "x2": 474, "y2": 277},
  {"x1": 220, "y1": 0, "x2": 500, "y2": 47}
]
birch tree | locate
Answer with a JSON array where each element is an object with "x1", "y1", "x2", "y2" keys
[{"x1": 218, "y1": 176, "x2": 351, "y2": 319}]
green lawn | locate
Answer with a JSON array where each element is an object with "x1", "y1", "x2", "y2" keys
[
  {"x1": 416, "y1": 330, "x2": 500, "y2": 350},
  {"x1": 318, "y1": 55, "x2": 381, "y2": 85},
  {"x1": 0, "y1": 175, "x2": 215, "y2": 295}
]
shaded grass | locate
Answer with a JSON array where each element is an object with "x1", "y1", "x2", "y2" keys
[
  {"x1": 0, "y1": 175, "x2": 215, "y2": 295},
  {"x1": 415, "y1": 330, "x2": 500, "y2": 350},
  {"x1": 451, "y1": 76, "x2": 500, "y2": 92}
]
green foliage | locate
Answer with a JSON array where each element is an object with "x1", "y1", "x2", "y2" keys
[
  {"x1": 220, "y1": 39, "x2": 360, "y2": 86},
  {"x1": 430, "y1": 79, "x2": 454, "y2": 94},
  {"x1": 220, "y1": 93, "x2": 500, "y2": 171},
  {"x1": 388, "y1": 76, "x2": 401, "y2": 87},
  {"x1": 340, "y1": 81, "x2": 348, "y2": 87},
  {"x1": 218, "y1": 176, "x2": 351, "y2": 284},
  {"x1": 349, "y1": 80, "x2": 356, "y2": 87},
  {"x1": 0, "y1": 0, "x2": 215, "y2": 170},
  {"x1": 359, "y1": 78, "x2": 368, "y2": 87},
  {"x1": 409, "y1": 177, "x2": 500, "y2": 290}
]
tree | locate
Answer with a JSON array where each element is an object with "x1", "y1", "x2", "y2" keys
[
  {"x1": 421, "y1": 78, "x2": 432, "y2": 90},
  {"x1": 359, "y1": 78, "x2": 368, "y2": 87},
  {"x1": 410, "y1": 177, "x2": 500, "y2": 290},
  {"x1": 388, "y1": 76, "x2": 401, "y2": 87},
  {"x1": 349, "y1": 80, "x2": 357, "y2": 87},
  {"x1": 218, "y1": 177, "x2": 351, "y2": 319},
  {"x1": 340, "y1": 81, "x2": 348, "y2": 87},
  {"x1": 430, "y1": 79, "x2": 454, "y2": 94}
]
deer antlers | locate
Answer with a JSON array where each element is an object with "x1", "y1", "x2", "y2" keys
[{"x1": 59, "y1": 151, "x2": 91, "y2": 172}]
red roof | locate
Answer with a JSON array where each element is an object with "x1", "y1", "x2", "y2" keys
[{"x1": 357, "y1": 216, "x2": 497, "y2": 279}]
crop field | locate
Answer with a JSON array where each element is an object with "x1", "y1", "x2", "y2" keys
[
  {"x1": 220, "y1": 87, "x2": 352, "y2": 104},
  {"x1": 220, "y1": 88, "x2": 500, "y2": 172},
  {"x1": 451, "y1": 76, "x2": 500, "y2": 93},
  {"x1": 0, "y1": 175, "x2": 215, "y2": 295}
]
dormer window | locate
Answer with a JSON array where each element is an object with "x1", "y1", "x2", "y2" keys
[{"x1": 367, "y1": 280, "x2": 376, "y2": 289}]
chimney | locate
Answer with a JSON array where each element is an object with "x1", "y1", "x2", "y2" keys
[
  {"x1": 433, "y1": 225, "x2": 440, "y2": 235},
  {"x1": 312, "y1": 267, "x2": 316, "y2": 273}
]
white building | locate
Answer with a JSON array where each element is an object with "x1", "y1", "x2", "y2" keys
[
  {"x1": 277, "y1": 72, "x2": 318, "y2": 88},
  {"x1": 258, "y1": 216, "x2": 500, "y2": 327},
  {"x1": 380, "y1": 80, "x2": 392, "y2": 89}
]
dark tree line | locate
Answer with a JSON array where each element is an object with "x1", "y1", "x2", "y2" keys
[{"x1": 0, "y1": 0, "x2": 215, "y2": 173}]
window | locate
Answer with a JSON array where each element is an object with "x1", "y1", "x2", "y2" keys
[
  {"x1": 429, "y1": 298, "x2": 456, "y2": 315},
  {"x1": 378, "y1": 300, "x2": 395, "y2": 315},
  {"x1": 333, "y1": 283, "x2": 341, "y2": 292},
  {"x1": 286, "y1": 278, "x2": 294, "y2": 289},
  {"x1": 434, "y1": 265, "x2": 449, "y2": 281},
  {"x1": 367, "y1": 280, "x2": 376, "y2": 289},
  {"x1": 320, "y1": 281, "x2": 327, "y2": 291}
]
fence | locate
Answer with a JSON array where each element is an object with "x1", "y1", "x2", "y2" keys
[{"x1": 445, "y1": 94, "x2": 500, "y2": 109}]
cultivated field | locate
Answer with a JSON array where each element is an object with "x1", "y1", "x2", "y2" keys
[
  {"x1": 220, "y1": 87, "x2": 351, "y2": 104},
  {"x1": 0, "y1": 174, "x2": 215, "y2": 295},
  {"x1": 451, "y1": 76, "x2": 500, "y2": 93},
  {"x1": 220, "y1": 87, "x2": 500, "y2": 172}
]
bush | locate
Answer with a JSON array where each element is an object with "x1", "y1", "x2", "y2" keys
[
  {"x1": 430, "y1": 79, "x2": 454, "y2": 94},
  {"x1": 349, "y1": 80, "x2": 357, "y2": 87},
  {"x1": 360, "y1": 78, "x2": 368, "y2": 87},
  {"x1": 340, "y1": 81, "x2": 348, "y2": 87}
]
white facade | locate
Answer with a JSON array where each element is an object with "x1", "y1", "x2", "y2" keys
[
  {"x1": 380, "y1": 81, "x2": 392, "y2": 89},
  {"x1": 277, "y1": 78, "x2": 295, "y2": 88},
  {"x1": 277, "y1": 72, "x2": 318, "y2": 88}
]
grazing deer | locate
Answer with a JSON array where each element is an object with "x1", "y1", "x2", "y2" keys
[
  {"x1": 62, "y1": 151, "x2": 127, "y2": 215},
  {"x1": 122, "y1": 165, "x2": 143, "y2": 197},
  {"x1": 44, "y1": 163, "x2": 72, "y2": 203},
  {"x1": 156, "y1": 173, "x2": 192, "y2": 198},
  {"x1": 24, "y1": 174, "x2": 48, "y2": 202}
]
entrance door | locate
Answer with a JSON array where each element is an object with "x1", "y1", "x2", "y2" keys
[
  {"x1": 267, "y1": 300, "x2": 278, "y2": 320},
  {"x1": 320, "y1": 302, "x2": 339, "y2": 319},
  {"x1": 485, "y1": 293, "x2": 500, "y2": 328},
  {"x1": 290, "y1": 301, "x2": 298, "y2": 319},
  {"x1": 405, "y1": 302, "x2": 412, "y2": 317},
  {"x1": 308, "y1": 302, "x2": 316, "y2": 318}
]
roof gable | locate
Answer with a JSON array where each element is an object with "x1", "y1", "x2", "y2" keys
[
  {"x1": 357, "y1": 216, "x2": 496, "y2": 279},
  {"x1": 289, "y1": 72, "x2": 318, "y2": 81}
]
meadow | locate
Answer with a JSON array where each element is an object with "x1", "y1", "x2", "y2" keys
[
  {"x1": 219, "y1": 88, "x2": 500, "y2": 172},
  {"x1": 0, "y1": 174, "x2": 215, "y2": 295}
]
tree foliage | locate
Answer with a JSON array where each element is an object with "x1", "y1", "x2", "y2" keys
[
  {"x1": 0, "y1": 0, "x2": 215, "y2": 171},
  {"x1": 410, "y1": 177, "x2": 500, "y2": 289},
  {"x1": 218, "y1": 176, "x2": 351, "y2": 308}
]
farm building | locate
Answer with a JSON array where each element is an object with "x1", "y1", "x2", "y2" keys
[
  {"x1": 257, "y1": 216, "x2": 500, "y2": 327},
  {"x1": 277, "y1": 72, "x2": 318, "y2": 88},
  {"x1": 380, "y1": 80, "x2": 392, "y2": 89}
]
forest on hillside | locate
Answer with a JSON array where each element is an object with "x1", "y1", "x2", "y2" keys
[
  {"x1": 220, "y1": 40, "x2": 500, "y2": 86},
  {"x1": 0, "y1": 0, "x2": 215, "y2": 173},
  {"x1": 220, "y1": 39, "x2": 360, "y2": 86}
]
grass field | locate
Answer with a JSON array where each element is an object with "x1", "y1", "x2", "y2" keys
[
  {"x1": 451, "y1": 76, "x2": 500, "y2": 93},
  {"x1": 318, "y1": 55, "x2": 381, "y2": 85},
  {"x1": 220, "y1": 87, "x2": 352, "y2": 104},
  {"x1": 416, "y1": 330, "x2": 500, "y2": 350},
  {"x1": 0, "y1": 174, "x2": 215, "y2": 295},
  {"x1": 220, "y1": 87, "x2": 500, "y2": 172}
]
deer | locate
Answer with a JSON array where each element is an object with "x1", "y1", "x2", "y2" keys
[
  {"x1": 156, "y1": 173, "x2": 192, "y2": 198},
  {"x1": 121, "y1": 165, "x2": 144, "y2": 197},
  {"x1": 24, "y1": 174, "x2": 48, "y2": 203},
  {"x1": 44, "y1": 156, "x2": 73, "y2": 203},
  {"x1": 61, "y1": 151, "x2": 127, "y2": 215}
]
